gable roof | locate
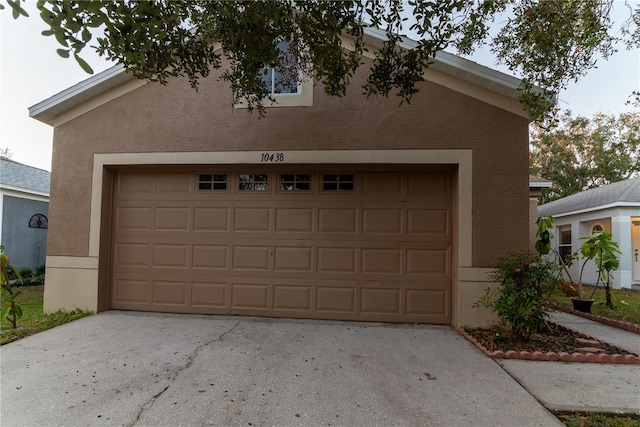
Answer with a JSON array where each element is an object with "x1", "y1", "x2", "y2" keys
[
  {"x1": 538, "y1": 177, "x2": 640, "y2": 217},
  {"x1": 30, "y1": 27, "x2": 541, "y2": 126},
  {"x1": 0, "y1": 157, "x2": 51, "y2": 196}
]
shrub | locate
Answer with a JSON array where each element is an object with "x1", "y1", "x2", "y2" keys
[{"x1": 475, "y1": 253, "x2": 556, "y2": 341}]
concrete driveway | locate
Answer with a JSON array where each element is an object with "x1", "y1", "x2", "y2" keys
[{"x1": 1, "y1": 311, "x2": 561, "y2": 427}]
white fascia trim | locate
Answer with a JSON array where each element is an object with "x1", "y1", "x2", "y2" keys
[
  {"x1": 89, "y1": 150, "x2": 473, "y2": 268},
  {"x1": 0, "y1": 186, "x2": 50, "y2": 201},
  {"x1": 549, "y1": 202, "x2": 640, "y2": 218},
  {"x1": 361, "y1": 27, "x2": 543, "y2": 99},
  {"x1": 29, "y1": 64, "x2": 129, "y2": 125},
  {"x1": 529, "y1": 182, "x2": 552, "y2": 188}
]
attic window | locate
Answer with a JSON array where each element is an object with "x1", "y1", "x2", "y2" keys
[
  {"x1": 29, "y1": 214, "x2": 48, "y2": 229},
  {"x1": 591, "y1": 224, "x2": 603, "y2": 234},
  {"x1": 261, "y1": 42, "x2": 300, "y2": 95}
]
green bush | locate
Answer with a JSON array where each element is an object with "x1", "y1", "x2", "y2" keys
[{"x1": 475, "y1": 253, "x2": 556, "y2": 341}]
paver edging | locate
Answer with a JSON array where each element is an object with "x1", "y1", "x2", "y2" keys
[
  {"x1": 546, "y1": 302, "x2": 640, "y2": 335},
  {"x1": 457, "y1": 325, "x2": 640, "y2": 364}
]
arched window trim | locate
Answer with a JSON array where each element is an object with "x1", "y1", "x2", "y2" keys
[{"x1": 29, "y1": 214, "x2": 48, "y2": 229}]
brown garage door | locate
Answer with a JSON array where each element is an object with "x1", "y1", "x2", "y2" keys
[{"x1": 111, "y1": 165, "x2": 453, "y2": 323}]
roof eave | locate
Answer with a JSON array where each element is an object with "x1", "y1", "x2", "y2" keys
[
  {"x1": 29, "y1": 64, "x2": 130, "y2": 125},
  {"x1": 30, "y1": 28, "x2": 545, "y2": 126},
  {"x1": 540, "y1": 202, "x2": 640, "y2": 219}
]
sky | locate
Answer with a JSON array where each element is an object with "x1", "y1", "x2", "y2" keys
[{"x1": 1, "y1": 1, "x2": 639, "y2": 172}]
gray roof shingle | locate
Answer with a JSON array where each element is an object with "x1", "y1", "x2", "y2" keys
[
  {"x1": 0, "y1": 158, "x2": 51, "y2": 195},
  {"x1": 538, "y1": 177, "x2": 640, "y2": 216}
]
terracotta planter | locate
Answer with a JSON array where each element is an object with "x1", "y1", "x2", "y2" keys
[
  {"x1": 572, "y1": 298, "x2": 594, "y2": 313},
  {"x1": 562, "y1": 282, "x2": 581, "y2": 297}
]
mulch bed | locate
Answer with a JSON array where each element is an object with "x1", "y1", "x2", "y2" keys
[
  {"x1": 461, "y1": 321, "x2": 640, "y2": 364},
  {"x1": 465, "y1": 322, "x2": 630, "y2": 354}
]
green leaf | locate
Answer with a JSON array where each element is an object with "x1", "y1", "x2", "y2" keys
[
  {"x1": 7, "y1": 0, "x2": 29, "y2": 18},
  {"x1": 41, "y1": 29, "x2": 55, "y2": 36},
  {"x1": 1, "y1": 307, "x2": 9, "y2": 321},
  {"x1": 53, "y1": 28, "x2": 69, "y2": 47},
  {"x1": 74, "y1": 53, "x2": 94, "y2": 74},
  {"x1": 81, "y1": 28, "x2": 91, "y2": 43},
  {"x1": 14, "y1": 304, "x2": 23, "y2": 318},
  {"x1": 57, "y1": 48, "x2": 70, "y2": 58}
]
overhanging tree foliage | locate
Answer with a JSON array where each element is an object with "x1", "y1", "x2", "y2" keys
[
  {"x1": 3, "y1": 0, "x2": 639, "y2": 118},
  {"x1": 530, "y1": 109, "x2": 640, "y2": 203}
]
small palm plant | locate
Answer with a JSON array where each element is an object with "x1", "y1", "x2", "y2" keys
[
  {"x1": 580, "y1": 231, "x2": 621, "y2": 309},
  {"x1": 1, "y1": 246, "x2": 23, "y2": 329}
]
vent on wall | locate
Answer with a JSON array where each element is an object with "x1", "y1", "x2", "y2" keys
[{"x1": 29, "y1": 214, "x2": 48, "y2": 229}]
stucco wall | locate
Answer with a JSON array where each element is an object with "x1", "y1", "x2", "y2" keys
[
  {"x1": 1, "y1": 195, "x2": 48, "y2": 269},
  {"x1": 48, "y1": 65, "x2": 530, "y2": 268}
]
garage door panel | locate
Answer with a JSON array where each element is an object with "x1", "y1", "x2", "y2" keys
[
  {"x1": 119, "y1": 172, "x2": 152, "y2": 193},
  {"x1": 156, "y1": 172, "x2": 190, "y2": 193},
  {"x1": 116, "y1": 207, "x2": 152, "y2": 231},
  {"x1": 361, "y1": 249, "x2": 401, "y2": 274},
  {"x1": 406, "y1": 289, "x2": 450, "y2": 316},
  {"x1": 318, "y1": 208, "x2": 358, "y2": 233},
  {"x1": 231, "y1": 283, "x2": 269, "y2": 309},
  {"x1": 152, "y1": 280, "x2": 188, "y2": 306},
  {"x1": 155, "y1": 207, "x2": 190, "y2": 231},
  {"x1": 316, "y1": 287, "x2": 356, "y2": 313},
  {"x1": 112, "y1": 167, "x2": 453, "y2": 323},
  {"x1": 275, "y1": 208, "x2": 314, "y2": 232},
  {"x1": 232, "y1": 246, "x2": 270, "y2": 270},
  {"x1": 191, "y1": 282, "x2": 228, "y2": 307},
  {"x1": 363, "y1": 171, "x2": 402, "y2": 195},
  {"x1": 360, "y1": 288, "x2": 401, "y2": 314},
  {"x1": 274, "y1": 246, "x2": 313, "y2": 272},
  {"x1": 407, "y1": 171, "x2": 451, "y2": 199},
  {"x1": 192, "y1": 245, "x2": 228, "y2": 269},
  {"x1": 362, "y1": 209, "x2": 402, "y2": 234},
  {"x1": 115, "y1": 243, "x2": 149, "y2": 267},
  {"x1": 113, "y1": 278, "x2": 148, "y2": 305},
  {"x1": 152, "y1": 244, "x2": 189, "y2": 268},
  {"x1": 273, "y1": 285, "x2": 312, "y2": 311},
  {"x1": 407, "y1": 209, "x2": 451, "y2": 235},
  {"x1": 193, "y1": 207, "x2": 230, "y2": 231},
  {"x1": 234, "y1": 208, "x2": 270, "y2": 231},
  {"x1": 406, "y1": 248, "x2": 450, "y2": 275},
  {"x1": 317, "y1": 247, "x2": 356, "y2": 272}
]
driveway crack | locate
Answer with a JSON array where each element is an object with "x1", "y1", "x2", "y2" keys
[{"x1": 127, "y1": 321, "x2": 241, "y2": 426}]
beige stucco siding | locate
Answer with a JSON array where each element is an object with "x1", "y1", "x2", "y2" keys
[{"x1": 48, "y1": 67, "x2": 529, "y2": 266}]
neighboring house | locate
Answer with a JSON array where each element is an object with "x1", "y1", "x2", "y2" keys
[
  {"x1": 0, "y1": 157, "x2": 51, "y2": 270},
  {"x1": 538, "y1": 177, "x2": 640, "y2": 290},
  {"x1": 29, "y1": 28, "x2": 540, "y2": 328},
  {"x1": 529, "y1": 175, "x2": 552, "y2": 249}
]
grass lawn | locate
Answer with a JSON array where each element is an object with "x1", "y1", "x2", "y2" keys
[
  {"x1": 1, "y1": 285, "x2": 92, "y2": 345},
  {"x1": 547, "y1": 285, "x2": 640, "y2": 325},
  {"x1": 558, "y1": 412, "x2": 640, "y2": 427}
]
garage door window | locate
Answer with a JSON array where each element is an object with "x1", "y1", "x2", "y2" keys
[
  {"x1": 322, "y1": 173, "x2": 354, "y2": 191},
  {"x1": 279, "y1": 173, "x2": 311, "y2": 192},
  {"x1": 198, "y1": 174, "x2": 228, "y2": 191},
  {"x1": 239, "y1": 173, "x2": 269, "y2": 191}
]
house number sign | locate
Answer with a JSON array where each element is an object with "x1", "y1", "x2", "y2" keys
[{"x1": 260, "y1": 152, "x2": 285, "y2": 162}]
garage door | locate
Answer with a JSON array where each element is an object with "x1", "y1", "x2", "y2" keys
[{"x1": 111, "y1": 165, "x2": 453, "y2": 323}]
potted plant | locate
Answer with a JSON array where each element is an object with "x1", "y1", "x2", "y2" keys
[
  {"x1": 535, "y1": 216, "x2": 621, "y2": 312},
  {"x1": 571, "y1": 231, "x2": 621, "y2": 312}
]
